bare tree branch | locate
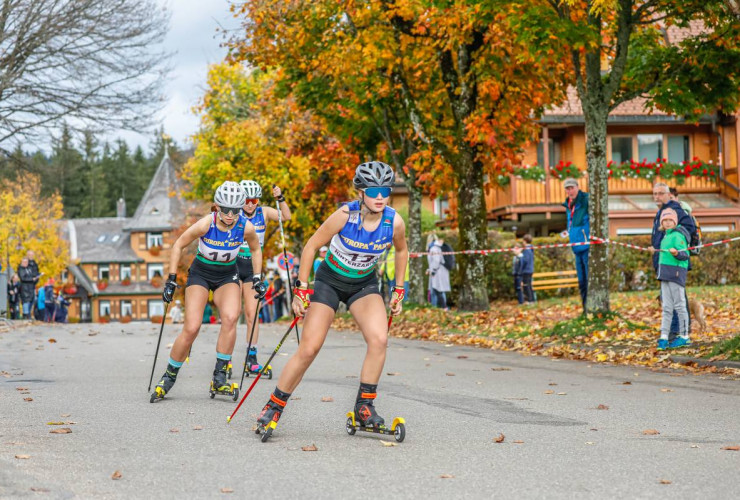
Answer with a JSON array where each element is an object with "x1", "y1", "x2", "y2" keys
[{"x1": 0, "y1": 0, "x2": 171, "y2": 146}]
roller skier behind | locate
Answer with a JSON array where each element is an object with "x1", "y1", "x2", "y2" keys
[
  {"x1": 150, "y1": 181, "x2": 266, "y2": 403},
  {"x1": 256, "y1": 161, "x2": 407, "y2": 438},
  {"x1": 236, "y1": 181, "x2": 292, "y2": 375}
]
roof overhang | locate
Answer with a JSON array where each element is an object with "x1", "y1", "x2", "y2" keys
[{"x1": 540, "y1": 114, "x2": 714, "y2": 125}]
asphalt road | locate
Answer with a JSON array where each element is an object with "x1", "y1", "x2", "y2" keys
[{"x1": 1, "y1": 320, "x2": 739, "y2": 499}]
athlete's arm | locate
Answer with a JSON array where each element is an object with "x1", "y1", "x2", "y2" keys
[
  {"x1": 168, "y1": 215, "x2": 211, "y2": 275},
  {"x1": 297, "y1": 206, "x2": 350, "y2": 285},
  {"x1": 243, "y1": 221, "x2": 262, "y2": 276},
  {"x1": 262, "y1": 185, "x2": 292, "y2": 223},
  {"x1": 389, "y1": 214, "x2": 408, "y2": 316}
]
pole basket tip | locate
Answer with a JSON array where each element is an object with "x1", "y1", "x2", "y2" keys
[{"x1": 226, "y1": 416, "x2": 231, "y2": 423}]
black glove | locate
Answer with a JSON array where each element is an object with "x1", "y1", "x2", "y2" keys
[
  {"x1": 162, "y1": 273, "x2": 179, "y2": 303},
  {"x1": 252, "y1": 275, "x2": 266, "y2": 300}
]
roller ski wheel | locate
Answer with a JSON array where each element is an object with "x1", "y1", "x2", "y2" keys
[
  {"x1": 150, "y1": 369, "x2": 177, "y2": 403},
  {"x1": 256, "y1": 421, "x2": 277, "y2": 442},
  {"x1": 150, "y1": 386, "x2": 167, "y2": 404},
  {"x1": 226, "y1": 362, "x2": 233, "y2": 380},
  {"x1": 345, "y1": 412, "x2": 406, "y2": 443},
  {"x1": 209, "y1": 381, "x2": 239, "y2": 400}
]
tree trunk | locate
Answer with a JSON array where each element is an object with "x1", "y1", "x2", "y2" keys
[
  {"x1": 583, "y1": 107, "x2": 610, "y2": 313},
  {"x1": 455, "y1": 150, "x2": 489, "y2": 310},
  {"x1": 406, "y1": 182, "x2": 425, "y2": 304}
]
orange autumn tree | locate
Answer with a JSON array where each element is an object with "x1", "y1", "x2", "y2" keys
[
  {"x1": 229, "y1": 0, "x2": 569, "y2": 310},
  {"x1": 184, "y1": 63, "x2": 358, "y2": 255}
]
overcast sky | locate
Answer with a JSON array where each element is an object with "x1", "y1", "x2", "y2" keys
[{"x1": 119, "y1": 1, "x2": 241, "y2": 151}]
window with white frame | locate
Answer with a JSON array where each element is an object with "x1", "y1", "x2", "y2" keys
[
  {"x1": 147, "y1": 232, "x2": 163, "y2": 248},
  {"x1": 147, "y1": 263, "x2": 164, "y2": 280},
  {"x1": 120, "y1": 300, "x2": 132, "y2": 317},
  {"x1": 148, "y1": 300, "x2": 164, "y2": 318},
  {"x1": 434, "y1": 197, "x2": 450, "y2": 220},
  {"x1": 98, "y1": 264, "x2": 110, "y2": 281},
  {"x1": 120, "y1": 264, "x2": 132, "y2": 281},
  {"x1": 536, "y1": 138, "x2": 562, "y2": 167},
  {"x1": 99, "y1": 300, "x2": 111, "y2": 317}
]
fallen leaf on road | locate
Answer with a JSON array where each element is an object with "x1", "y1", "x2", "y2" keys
[
  {"x1": 193, "y1": 426, "x2": 203, "y2": 431},
  {"x1": 596, "y1": 353, "x2": 608, "y2": 362},
  {"x1": 387, "y1": 372, "x2": 400, "y2": 376},
  {"x1": 585, "y1": 442, "x2": 595, "y2": 445},
  {"x1": 15, "y1": 454, "x2": 30, "y2": 459},
  {"x1": 513, "y1": 440, "x2": 524, "y2": 444},
  {"x1": 220, "y1": 487, "x2": 234, "y2": 493},
  {"x1": 544, "y1": 390, "x2": 554, "y2": 395},
  {"x1": 622, "y1": 381, "x2": 632, "y2": 385},
  {"x1": 16, "y1": 387, "x2": 28, "y2": 391},
  {"x1": 494, "y1": 434, "x2": 505, "y2": 443},
  {"x1": 557, "y1": 392, "x2": 567, "y2": 396},
  {"x1": 596, "y1": 404, "x2": 609, "y2": 410},
  {"x1": 301, "y1": 444, "x2": 318, "y2": 451},
  {"x1": 321, "y1": 397, "x2": 334, "y2": 402},
  {"x1": 88, "y1": 332, "x2": 98, "y2": 336},
  {"x1": 111, "y1": 470, "x2": 122, "y2": 480},
  {"x1": 439, "y1": 474, "x2": 455, "y2": 479},
  {"x1": 1, "y1": 371, "x2": 12, "y2": 377},
  {"x1": 590, "y1": 428, "x2": 598, "y2": 431},
  {"x1": 445, "y1": 373, "x2": 455, "y2": 376},
  {"x1": 690, "y1": 445, "x2": 700, "y2": 448},
  {"x1": 721, "y1": 446, "x2": 739, "y2": 451},
  {"x1": 24, "y1": 398, "x2": 33, "y2": 402},
  {"x1": 548, "y1": 383, "x2": 558, "y2": 386},
  {"x1": 457, "y1": 355, "x2": 468, "y2": 359},
  {"x1": 166, "y1": 343, "x2": 173, "y2": 348},
  {"x1": 491, "y1": 367, "x2": 511, "y2": 371},
  {"x1": 61, "y1": 414, "x2": 71, "y2": 418},
  {"x1": 47, "y1": 421, "x2": 66, "y2": 425},
  {"x1": 642, "y1": 429, "x2": 660, "y2": 435},
  {"x1": 48, "y1": 338, "x2": 57, "y2": 343},
  {"x1": 423, "y1": 357, "x2": 430, "y2": 361},
  {"x1": 30, "y1": 487, "x2": 50, "y2": 492},
  {"x1": 345, "y1": 375, "x2": 358, "y2": 378},
  {"x1": 380, "y1": 441, "x2": 397, "y2": 447},
  {"x1": 660, "y1": 388, "x2": 673, "y2": 393},
  {"x1": 170, "y1": 428, "x2": 179, "y2": 433},
  {"x1": 659, "y1": 480, "x2": 671, "y2": 485}
]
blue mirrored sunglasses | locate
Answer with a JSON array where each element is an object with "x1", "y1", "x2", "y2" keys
[{"x1": 364, "y1": 187, "x2": 392, "y2": 198}]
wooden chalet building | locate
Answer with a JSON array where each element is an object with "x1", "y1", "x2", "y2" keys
[{"x1": 61, "y1": 151, "x2": 189, "y2": 322}]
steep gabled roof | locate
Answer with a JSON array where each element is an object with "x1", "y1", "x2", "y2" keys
[
  {"x1": 64, "y1": 218, "x2": 142, "y2": 263},
  {"x1": 124, "y1": 151, "x2": 185, "y2": 232}
]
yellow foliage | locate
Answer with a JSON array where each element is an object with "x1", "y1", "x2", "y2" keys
[{"x1": 0, "y1": 175, "x2": 69, "y2": 282}]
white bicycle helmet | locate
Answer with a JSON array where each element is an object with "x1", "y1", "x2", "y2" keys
[
  {"x1": 239, "y1": 179, "x2": 262, "y2": 199},
  {"x1": 353, "y1": 161, "x2": 395, "y2": 189},
  {"x1": 214, "y1": 181, "x2": 247, "y2": 209}
]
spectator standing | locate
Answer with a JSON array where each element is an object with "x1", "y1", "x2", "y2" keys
[
  {"x1": 511, "y1": 242, "x2": 524, "y2": 304},
  {"x1": 43, "y1": 279, "x2": 56, "y2": 322},
  {"x1": 519, "y1": 235, "x2": 536, "y2": 303},
  {"x1": 651, "y1": 182, "x2": 695, "y2": 340},
  {"x1": 170, "y1": 299, "x2": 184, "y2": 324},
  {"x1": 426, "y1": 235, "x2": 450, "y2": 309},
  {"x1": 655, "y1": 208, "x2": 691, "y2": 350},
  {"x1": 202, "y1": 302, "x2": 213, "y2": 325},
  {"x1": 8, "y1": 274, "x2": 21, "y2": 319},
  {"x1": 272, "y1": 273, "x2": 285, "y2": 319},
  {"x1": 313, "y1": 246, "x2": 328, "y2": 278},
  {"x1": 26, "y1": 250, "x2": 39, "y2": 278},
  {"x1": 55, "y1": 295, "x2": 71, "y2": 323},
  {"x1": 562, "y1": 178, "x2": 590, "y2": 309},
  {"x1": 18, "y1": 258, "x2": 36, "y2": 319},
  {"x1": 35, "y1": 284, "x2": 46, "y2": 320}
]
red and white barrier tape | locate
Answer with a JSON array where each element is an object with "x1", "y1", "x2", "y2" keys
[{"x1": 408, "y1": 235, "x2": 740, "y2": 258}]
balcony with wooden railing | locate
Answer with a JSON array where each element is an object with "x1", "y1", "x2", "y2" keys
[{"x1": 486, "y1": 173, "x2": 723, "y2": 215}]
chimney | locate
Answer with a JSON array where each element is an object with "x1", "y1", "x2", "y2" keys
[{"x1": 116, "y1": 198, "x2": 126, "y2": 218}]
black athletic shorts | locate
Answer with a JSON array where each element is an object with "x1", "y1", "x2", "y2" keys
[
  {"x1": 236, "y1": 255, "x2": 254, "y2": 282},
  {"x1": 186, "y1": 257, "x2": 240, "y2": 292},
  {"x1": 312, "y1": 261, "x2": 380, "y2": 312}
]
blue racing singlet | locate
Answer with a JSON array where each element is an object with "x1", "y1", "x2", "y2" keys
[
  {"x1": 239, "y1": 206, "x2": 265, "y2": 258},
  {"x1": 196, "y1": 213, "x2": 247, "y2": 265},
  {"x1": 326, "y1": 201, "x2": 395, "y2": 278}
]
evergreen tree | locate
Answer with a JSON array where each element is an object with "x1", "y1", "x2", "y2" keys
[{"x1": 49, "y1": 125, "x2": 85, "y2": 218}]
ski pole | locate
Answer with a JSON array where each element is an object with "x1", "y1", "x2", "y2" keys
[
  {"x1": 275, "y1": 189, "x2": 300, "y2": 345},
  {"x1": 147, "y1": 303, "x2": 170, "y2": 392},
  {"x1": 240, "y1": 297, "x2": 263, "y2": 390},
  {"x1": 227, "y1": 315, "x2": 300, "y2": 423}
]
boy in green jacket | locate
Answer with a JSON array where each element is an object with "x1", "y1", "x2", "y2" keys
[{"x1": 656, "y1": 208, "x2": 691, "y2": 350}]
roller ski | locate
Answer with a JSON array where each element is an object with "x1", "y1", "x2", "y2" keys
[
  {"x1": 255, "y1": 389, "x2": 289, "y2": 442},
  {"x1": 209, "y1": 358, "x2": 239, "y2": 401},
  {"x1": 244, "y1": 347, "x2": 272, "y2": 380},
  {"x1": 345, "y1": 384, "x2": 405, "y2": 442},
  {"x1": 150, "y1": 363, "x2": 180, "y2": 403}
]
